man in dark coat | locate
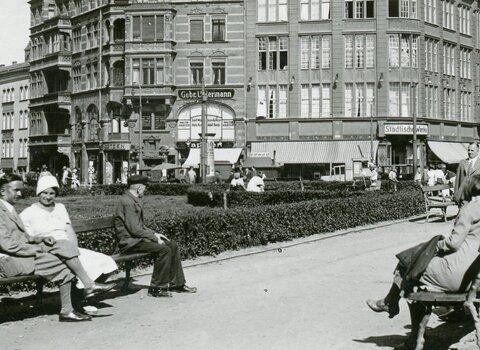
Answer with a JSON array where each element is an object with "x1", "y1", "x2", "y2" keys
[
  {"x1": 454, "y1": 142, "x2": 480, "y2": 205},
  {"x1": 114, "y1": 175, "x2": 197, "y2": 297}
]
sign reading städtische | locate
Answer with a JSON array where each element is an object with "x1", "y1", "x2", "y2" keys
[
  {"x1": 384, "y1": 124, "x2": 428, "y2": 135},
  {"x1": 178, "y1": 89, "x2": 235, "y2": 100}
]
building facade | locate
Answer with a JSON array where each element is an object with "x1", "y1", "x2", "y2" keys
[
  {"x1": 244, "y1": 0, "x2": 480, "y2": 180},
  {"x1": 0, "y1": 62, "x2": 30, "y2": 173},
  {"x1": 28, "y1": 0, "x2": 245, "y2": 184}
]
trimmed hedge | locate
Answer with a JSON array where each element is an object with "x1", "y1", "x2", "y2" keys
[
  {"x1": 187, "y1": 187, "x2": 368, "y2": 208},
  {"x1": 187, "y1": 180, "x2": 422, "y2": 208},
  {"x1": 151, "y1": 188, "x2": 424, "y2": 259}
]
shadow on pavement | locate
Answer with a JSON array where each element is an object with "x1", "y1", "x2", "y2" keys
[
  {"x1": 0, "y1": 278, "x2": 148, "y2": 324},
  {"x1": 409, "y1": 214, "x2": 456, "y2": 224},
  {"x1": 354, "y1": 320, "x2": 474, "y2": 350}
]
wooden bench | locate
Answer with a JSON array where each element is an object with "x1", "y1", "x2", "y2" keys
[
  {"x1": 0, "y1": 216, "x2": 154, "y2": 302},
  {"x1": 421, "y1": 184, "x2": 457, "y2": 222},
  {"x1": 406, "y1": 275, "x2": 480, "y2": 350}
]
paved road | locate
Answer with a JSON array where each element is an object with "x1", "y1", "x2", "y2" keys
[{"x1": 1, "y1": 210, "x2": 470, "y2": 350}]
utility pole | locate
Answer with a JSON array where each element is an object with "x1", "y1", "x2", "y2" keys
[
  {"x1": 412, "y1": 83, "x2": 417, "y2": 175},
  {"x1": 134, "y1": 82, "x2": 143, "y2": 173},
  {"x1": 370, "y1": 101, "x2": 374, "y2": 163},
  {"x1": 200, "y1": 78, "x2": 207, "y2": 184}
]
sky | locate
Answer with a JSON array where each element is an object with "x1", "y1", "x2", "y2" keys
[{"x1": 0, "y1": 1, "x2": 30, "y2": 66}]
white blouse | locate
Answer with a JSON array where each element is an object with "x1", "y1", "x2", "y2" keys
[{"x1": 20, "y1": 203, "x2": 71, "y2": 241}]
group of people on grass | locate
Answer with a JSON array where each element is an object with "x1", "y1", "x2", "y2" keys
[
  {"x1": 0, "y1": 173, "x2": 196, "y2": 322},
  {"x1": 367, "y1": 142, "x2": 480, "y2": 342}
]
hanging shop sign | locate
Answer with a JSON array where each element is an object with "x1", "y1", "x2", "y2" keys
[
  {"x1": 102, "y1": 143, "x2": 131, "y2": 151},
  {"x1": 384, "y1": 124, "x2": 428, "y2": 135},
  {"x1": 178, "y1": 89, "x2": 235, "y2": 100}
]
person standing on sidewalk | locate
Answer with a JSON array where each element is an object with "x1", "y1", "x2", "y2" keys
[
  {"x1": 454, "y1": 142, "x2": 480, "y2": 205},
  {"x1": 114, "y1": 175, "x2": 197, "y2": 297}
]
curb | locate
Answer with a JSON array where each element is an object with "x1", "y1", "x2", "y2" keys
[{"x1": 130, "y1": 212, "x2": 431, "y2": 279}]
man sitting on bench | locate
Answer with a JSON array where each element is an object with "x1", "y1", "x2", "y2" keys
[{"x1": 114, "y1": 175, "x2": 197, "y2": 297}]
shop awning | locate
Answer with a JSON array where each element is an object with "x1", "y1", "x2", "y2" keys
[
  {"x1": 428, "y1": 141, "x2": 469, "y2": 164},
  {"x1": 243, "y1": 156, "x2": 281, "y2": 168},
  {"x1": 250, "y1": 141, "x2": 379, "y2": 164},
  {"x1": 183, "y1": 148, "x2": 243, "y2": 168}
]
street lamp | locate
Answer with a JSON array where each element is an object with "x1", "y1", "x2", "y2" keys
[
  {"x1": 133, "y1": 81, "x2": 143, "y2": 172},
  {"x1": 200, "y1": 77, "x2": 207, "y2": 184},
  {"x1": 411, "y1": 83, "x2": 418, "y2": 175}
]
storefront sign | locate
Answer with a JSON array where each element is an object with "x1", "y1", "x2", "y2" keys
[
  {"x1": 178, "y1": 89, "x2": 235, "y2": 100},
  {"x1": 103, "y1": 143, "x2": 131, "y2": 151},
  {"x1": 177, "y1": 141, "x2": 226, "y2": 149},
  {"x1": 384, "y1": 124, "x2": 428, "y2": 135}
]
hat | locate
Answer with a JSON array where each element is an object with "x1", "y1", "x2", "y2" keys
[
  {"x1": 36, "y1": 175, "x2": 60, "y2": 195},
  {"x1": 127, "y1": 175, "x2": 149, "y2": 186}
]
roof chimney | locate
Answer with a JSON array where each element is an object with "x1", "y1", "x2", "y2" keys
[{"x1": 11, "y1": 61, "x2": 17, "y2": 65}]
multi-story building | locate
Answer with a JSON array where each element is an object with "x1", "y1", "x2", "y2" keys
[
  {"x1": 0, "y1": 62, "x2": 30, "y2": 173},
  {"x1": 28, "y1": 0, "x2": 245, "y2": 184},
  {"x1": 244, "y1": 0, "x2": 480, "y2": 180}
]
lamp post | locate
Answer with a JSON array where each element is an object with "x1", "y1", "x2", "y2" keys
[
  {"x1": 133, "y1": 81, "x2": 143, "y2": 172},
  {"x1": 200, "y1": 77, "x2": 207, "y2": 184},
  {"x1": 412, "y1": 83, "x2": 418, "y2": 175},
  {"x1": 370, "y1": 101, "x2": 374, "y2": 163}
]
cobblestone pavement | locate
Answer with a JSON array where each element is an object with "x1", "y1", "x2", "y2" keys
[{"x1": 2, "y1": 207, "x2": 474, "y2": 350}]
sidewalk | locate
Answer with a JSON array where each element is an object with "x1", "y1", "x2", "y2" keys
[{"x1": 1, "y1": 205, "x2": 472, "y2": 350}]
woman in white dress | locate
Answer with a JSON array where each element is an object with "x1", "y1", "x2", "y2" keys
[{"x1": 20, "y1": 175, "x2": 118, "y2": 288}]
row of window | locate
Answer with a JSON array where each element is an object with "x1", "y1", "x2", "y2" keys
[
  {"x1": 258, "y1": 0, "x2": 423, "y2": 22},
  {"x1": 425, "y1": 39, "x2": 472, "y2": 79},
  {"x1": 30, "y1": 33, "x2": 70, "y2": 61},
  {"x1": 258, "y1": 34, "x2": 415, "y2": 71},
  {"x1": 72, "y1": 22, "x2": 99, "y2": 53},
  {"x1": 257, "y1": 0, "x2": 475, "y2": 29},
  {"x1": 2, "y1": 111, "x2": 29, "y2": 130},
  {"x1": 254, "y1": 82, "x2": 473, "y2": 122},
  {"x1": 31, "y1": 0, "x2": 108, "y2": 26},
  {"x1": 2, "y1": 87, "x2": 29, "y2": 103},
  {"x1": 1, "y1": 139, "x2": 28, "y2": 159}
]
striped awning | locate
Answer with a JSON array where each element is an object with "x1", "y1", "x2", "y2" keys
[
  {"x1": 428, "y1": 141, "x2": 469, "y2": 164},
  {"x1": 250, "y1": 141, "x2": 379, "y2": 164},
  {"x1": 183, "y1": 148, "x2": 243, "y2": 168}
]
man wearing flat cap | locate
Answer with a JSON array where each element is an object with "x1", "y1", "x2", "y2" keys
[{"x1": 114, "y1": 175, "x2": 196, "y2": 297}]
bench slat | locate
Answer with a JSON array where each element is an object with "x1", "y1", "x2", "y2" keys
[
  {"x1": 422, "y1": 184, "x2": 451, "y2": 192},
  {"x1": 72, "y1": 216, "x2": 115, "y2": 233},
  {"x1": 408, "y1": 291, "x2": 467, "y2": 303},
  {"x1": 0, "y1": 274, "x2": 42, "y2": 285},
  {"x1": 112, "y1": 253, "x2": 153, "y2": 263}
]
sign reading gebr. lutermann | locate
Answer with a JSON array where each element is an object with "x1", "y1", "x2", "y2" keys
[{"x1": 178, "y1": 89, "x2": 235, "y2": 99}]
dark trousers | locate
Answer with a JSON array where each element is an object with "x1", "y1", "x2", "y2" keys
[{"x1": 124, "y1": 240, "x2": 186, "y2": 289}]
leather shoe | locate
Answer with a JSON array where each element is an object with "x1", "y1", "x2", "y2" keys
[
  {"x1": 366, "y1": 299, "x2": 399, "y2": 318},
  {"x1": 148, "y1": 287, "x2": 172, "y2": 298},
  {"x1": 84, "y1": 282, "x2": 115, "y2": 299},
  {"x1": 59, "y1": 310, "x2": 92, "y2": 322},
  {"x1": 171, "y1": 285, "x2": 197, "y2": 293}
]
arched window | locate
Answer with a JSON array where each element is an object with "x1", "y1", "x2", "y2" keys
[
  {"x1": 75, "y1": 107, "x2": 83, "y2": 140},
  {"x1": 87, "y1": 104, "x2": 99, "y2": 141}
]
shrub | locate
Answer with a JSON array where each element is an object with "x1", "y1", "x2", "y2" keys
[
  {"x1": 187, "y1": 180, "x2": 421, "y2": 208},
  {"x1": 152, "y1": 188, "x2": 424, "y2": 259}
]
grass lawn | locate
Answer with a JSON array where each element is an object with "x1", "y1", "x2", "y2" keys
[{"x1": 16, "y1": 194, "x2": 199, "y2": 220}]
